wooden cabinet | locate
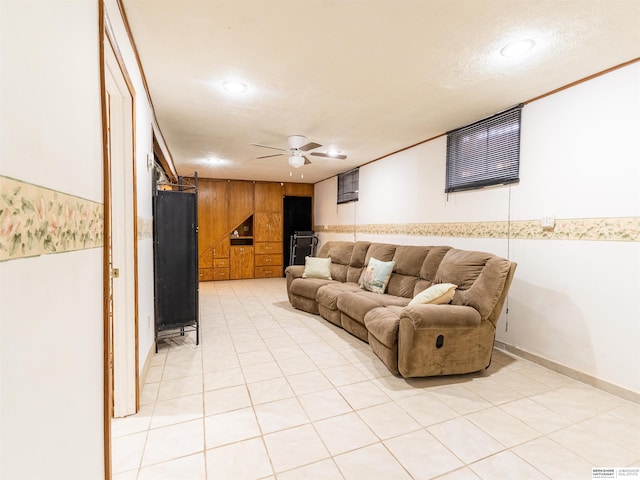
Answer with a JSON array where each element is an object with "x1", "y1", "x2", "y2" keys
[
  {"x1": 197, "y1": 180, "x2": 228, "y2": 255},
  {"x1": 228, "y1": 181, "x2": 254, "y2": 233},
  {"x1": 255, "y1": 253, "x2": 283, "y2": 267},
  {"x1": 212, "y1": 238, "x2": 230, "y2": 258},
  {"x1": 190, "y1": 177, "x2": 312, "y2": 281},
  {"x1": 230, "y1": 246, "x2": 254, "y2": 279},
  {"x1": 254, "y1": 212, "x2": 282, "y2": 242},
  {"x1": 213, "y1": 256, "x2": 230, "y2": 280},
  {"x1": 198, "y1": 248, "x2": 212, "y2": 269},
  {"x1": 255, "y1": 242, "x2": 282, "y2": 255},
  {"x1": 255, "y1": 266, "x2": 281, "y2": 278},
  {"x1": 196, "y1": 180, "x2": 229, "y2": 281},
  {"x1": 254, "y1": 182, "x2": 282, "y2": 212},
  {"x1": 199, "y1": 269, "x2": 214, "y2": 281},
  {"x1": 254, "y1": 183, "x2": 283, "y2": 277},
  {"x1": 284, "y1": 182, "x2": 314, "y2": 197}
]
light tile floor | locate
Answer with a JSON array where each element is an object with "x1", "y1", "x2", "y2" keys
[{"x1": 112, "y1": 278, "x2": 640, "y2": 480}]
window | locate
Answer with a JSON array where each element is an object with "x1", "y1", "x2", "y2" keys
[
  {"x1": 446, "y1": 104, "x2": 523, "y2": 193},
  {"x1": 337, "y1": 167, "x2": 359, "y2": 204}
]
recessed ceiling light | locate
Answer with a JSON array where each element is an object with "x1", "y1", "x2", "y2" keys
[
  {"x1": 205, "y1": 157, "x2": 226, "y2": 165},
  {"x1": 222, "y1": 80, "x2": 248, "y2": 93},
  {"x1": 500, "y1": 39, "x2": 536, "y2": 57},
  {"x1": 327, "y1": 149, "x2": 340, "y2": 157}
]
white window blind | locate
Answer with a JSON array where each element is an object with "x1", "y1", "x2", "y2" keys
[
  {"x1": 446, "y1": 104, "x2": 523, "y2": 193},
  {"x1": 337, "y1": 168, "x2": 359, "y2": 204}
]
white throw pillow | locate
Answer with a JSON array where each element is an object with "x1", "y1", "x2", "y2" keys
[
  {"x1": 302, "y1": 256, "x2": 332, "y2": 279},
  {"x1": 409, "y1": 283, "x2": 457, "y2": 306}
]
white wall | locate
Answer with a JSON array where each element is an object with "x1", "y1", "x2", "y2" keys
[
  {"x1": 0, "y1": 0, "x2": 168, "y2": 475},
  {"x1": 314, "y1": 63, "x2": 640, "y2": 394},
  {"x1": 0, "y1": 1, "x2": 105, "y2": 478}
]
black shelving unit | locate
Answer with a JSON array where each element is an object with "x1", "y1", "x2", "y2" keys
[{"x1": 152, "y1": 175, "x2": 199, "y2": 350}]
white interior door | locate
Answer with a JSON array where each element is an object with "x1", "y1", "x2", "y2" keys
[{"x1": 105, "y1": 39, "x2": 137, "y2": 417}]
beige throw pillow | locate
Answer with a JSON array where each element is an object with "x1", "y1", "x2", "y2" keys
[
  {"x1": 302, "y1": 256, "x2": 332, "y2": 279},
  {"x1": 409, "y1": 283, "x2": 457, "y2": 306}
]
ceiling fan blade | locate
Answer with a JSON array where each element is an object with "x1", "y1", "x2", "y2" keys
[
  {"x1": 310, "y1": 152, "x2": 347, "y2": 160},
  {"x1": 299, "y1": 142, "x2": 322, "y2": 152},
  {"x1": 303, "y1": 156, "x2": 311, "y2": 165},
  {"x1": 256, "y1": 153, "x2": 284, "y2": 159},
  {"x1": 251, "y1": 143, "x2": 287, "y2": 152}
]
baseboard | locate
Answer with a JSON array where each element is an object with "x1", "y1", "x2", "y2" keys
[
  {"x1": 138, "y1": 341, "x2": 156, "y2": 403},
  {"x1": 494, "y1": 341, "x2": 639, "y2": 404}
]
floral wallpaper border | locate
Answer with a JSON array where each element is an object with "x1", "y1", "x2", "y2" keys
[
  {"x1": 315, "y1": 216, "x2": 640, "y2": 242},
  {"x1": 0, "y1": 176, "x2": 104, "y2": 262}
]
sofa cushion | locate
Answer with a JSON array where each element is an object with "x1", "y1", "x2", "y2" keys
[
  {"x1": 316, "y1": 282, "x2": 362, "y2": 310},
  {"x1": 380, "y1": 246, "x2": 426, "y2": 297},
  {"x1": 364, "y1": 305, "x2": 404, "y2": 348},
  {"x1": 318, "y1": 241, "x2": 354, "y2": 282},
  {"x1": 302, "y1": 256, "x2": 332, "y2": 279},
  {"x1": 364, "y1": 243, "x2": 397, "y2": 263},
  {"x1": 414, "y1": 246, "x2": 453, "y2": 295},
  {"x1": 393, "y1": 246, "x2": 430, "y2": 276},
  {"x1": 434, "y1": 249, "x2": 512, "y2": 321},
  {"x1": 349, "y1": 241, "x2": 371, "y2": 268},
  {"x1": 346, "y1": 241, "x2": 371, "y2": 283},
  {"x1": 337, "y1": 290, "x2": 410, "y2": 326},
  {"x1": 360, "y1": 257, "x2": 395, "y2": 294},
  {"x1": 386, "y1": 273, "x2": 419, "y2": 298},
  {"x1": 290, "y1": 277, "x2": 336, "y2": 300},
  {"x1": 409, "y1": 283, "x2": 457, "y2": 306},
  {"x1": 321, "y1": 241, "x2": 353, "y2": 265}
]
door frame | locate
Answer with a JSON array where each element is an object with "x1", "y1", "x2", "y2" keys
[{"x1": 102, "y1": 3, "x2": 139, "y2": 435}]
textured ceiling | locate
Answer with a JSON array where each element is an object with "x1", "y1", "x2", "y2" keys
[{"x1": 121, "y1": 0, "x2": 640, "y2": 184}]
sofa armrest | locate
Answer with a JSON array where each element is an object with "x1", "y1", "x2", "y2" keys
[
  {"x1": 285, "y1": 265, "x2": 305, "y2": 280},
  {"x1": 285, "y1": 265, "x2": 305, "y2": 302},
  {"x1": 401, "y1": 304, "x2": 481, "y2": 329}
]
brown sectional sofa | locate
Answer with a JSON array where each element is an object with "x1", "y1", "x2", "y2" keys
[{"x1": 285, "y1": 241, "x2": 516, "y2": 378}]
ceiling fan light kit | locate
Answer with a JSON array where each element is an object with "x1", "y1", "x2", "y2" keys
[
  {"x1": 288, "y1": 155, "x2": 305, "y2": 168},
  {"x1": 287, "y1": 135, "x2": 308, "y2": 149}
]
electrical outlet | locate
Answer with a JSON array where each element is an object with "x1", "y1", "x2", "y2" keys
[{"x1": 541, "y1": 215, "x2": 555, "y2": 230}]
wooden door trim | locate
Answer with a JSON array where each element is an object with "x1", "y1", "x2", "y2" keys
[
  {"x1": 105, "y1": 7, "x2": 140, "y2": 416},
  {"x1": 98, "y1": 2, "x2": 112, "y2": 478}
]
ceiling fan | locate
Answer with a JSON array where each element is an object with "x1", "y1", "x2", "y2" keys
[{"x1": 251, "y1": 135, "x2": 347, "y2": 168}]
